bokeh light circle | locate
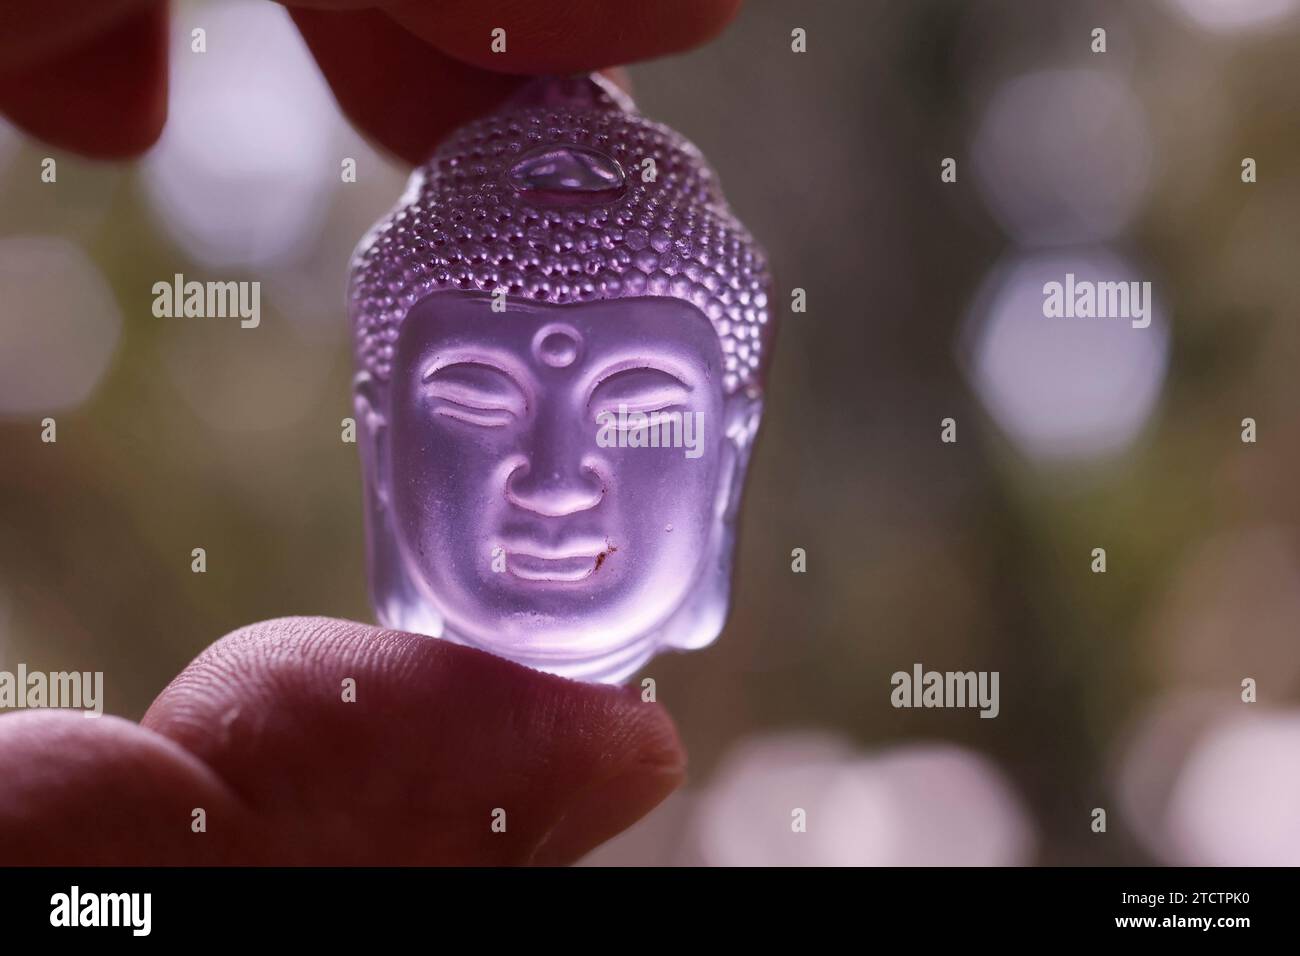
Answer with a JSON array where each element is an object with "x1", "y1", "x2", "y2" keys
[
  {"x1": 0, "y1": 236, "x2": 122, "y2": 415},
  {"x1": 141, "y1": 0, "x2": 342, "y2": 269},
  {"x1": 972, "y1": 69, "x2": 1153, "y2": 247},
  {"x1": 962, "y1": 247, "x2": 1169, "y2": 464},
  {"x1": 692, "y1": 733, "x2": 1034, "y2": 866}
]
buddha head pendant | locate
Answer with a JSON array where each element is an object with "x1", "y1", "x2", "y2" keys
[{"x1": 349, "y1": 74, "x2": 775, "y2": 683}]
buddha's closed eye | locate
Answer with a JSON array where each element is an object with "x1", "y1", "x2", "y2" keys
[
  {"x1": 424, "y1": 361, "x2": 527, "y2": 427},
  {"x1": 589, "y1": 366, "x2": 691, "y2": 424}
]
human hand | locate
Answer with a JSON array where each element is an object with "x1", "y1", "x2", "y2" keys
[
  {"x1": 0, "y1": 0, "x2": 742, "y2": 162},
  {"x1": 0, "y1": 617, "x2": 684, "y2": 864},
  {"x1": 0, "y1": 0, "x2": 729, "y2": 863}
]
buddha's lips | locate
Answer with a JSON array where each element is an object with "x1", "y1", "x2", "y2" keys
[{"x1": 505, "y1": 550, "x2": 601, "y2": 583}]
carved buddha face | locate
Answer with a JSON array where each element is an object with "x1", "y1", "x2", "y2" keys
[{"x1": 350, "y1": 76, "x2": 773, "y2": 682}]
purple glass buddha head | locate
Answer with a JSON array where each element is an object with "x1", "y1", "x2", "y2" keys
[{"x1": 349, "y1": 75, "x2": 775, "y2": 683}]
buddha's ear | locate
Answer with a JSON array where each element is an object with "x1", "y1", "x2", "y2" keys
[
  {"x1": 719, "y1": 390, "x2": 764, "y2": 521},
  {"x1": 353, "y1": 372, "x2": 390, "y2": 509}
]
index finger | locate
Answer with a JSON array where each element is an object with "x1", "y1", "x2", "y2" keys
[
  {"x1": 381, "y1": 0, "x2": 743, "y2": 74},
  {"x1": 283, "y1": 0, "x2": 742, "y2": 74},
  {"x1": 290, "y1": 0, "x2": 743, "y2": 163}
]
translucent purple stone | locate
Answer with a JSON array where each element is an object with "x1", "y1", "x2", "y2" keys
[{"x1": 349, "y1": 75, "x2": 775, "y2": 682}]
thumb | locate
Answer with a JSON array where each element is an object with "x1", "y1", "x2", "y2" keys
[{"x1": 141, "y1": 616, "x2": 684, "y2": 864}]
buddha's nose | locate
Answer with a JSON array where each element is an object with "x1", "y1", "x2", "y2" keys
[{"x1": 505, "y1": 457, "x2": 605, "y2": 517}]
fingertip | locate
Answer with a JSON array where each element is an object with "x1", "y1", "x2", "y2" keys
[
  {"x1": 387, "y1": 0, "x2": 744, "y2": 75},
  {"x1": 144, "y1": 616, "x2": 685, "y2": 864},
  {"x1": 292, "y1": 6, "x2": 525, "y2": 165},
  {"x1": 0, "y1": 1, "x2": 168, "y2": 160}
]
